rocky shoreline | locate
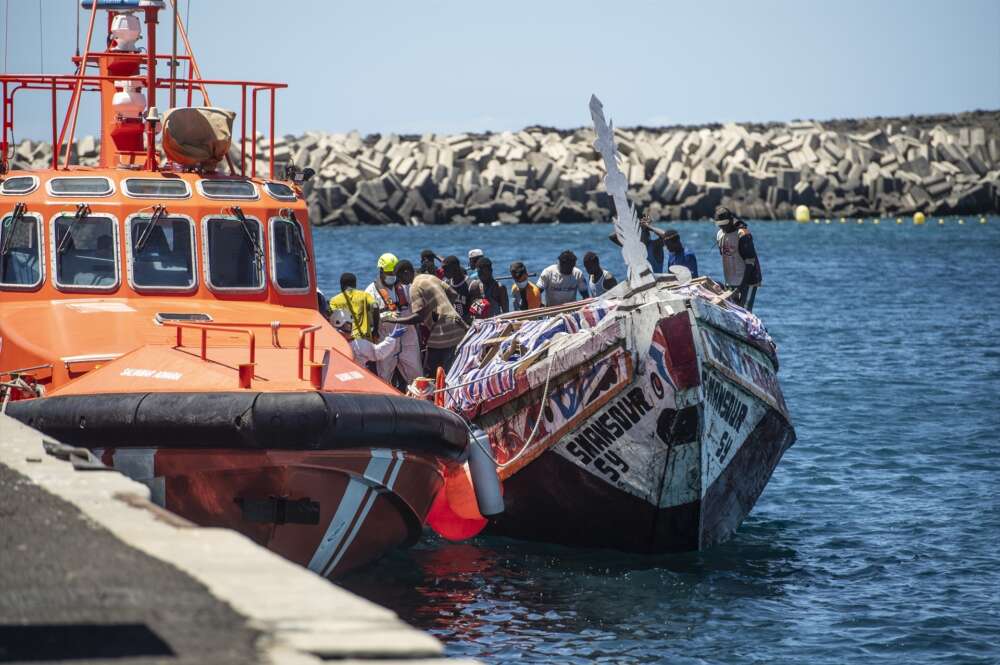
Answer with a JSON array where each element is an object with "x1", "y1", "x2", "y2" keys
[{"x1": 10, "y1": 110, "x2": 999, "y2": 223}]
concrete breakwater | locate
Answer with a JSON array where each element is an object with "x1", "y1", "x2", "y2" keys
[{"x1": 11, "y1": 111, "x2": 999, "y2": 223}]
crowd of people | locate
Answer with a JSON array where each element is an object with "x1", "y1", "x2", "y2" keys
[{"x1": 324, "y1": 206, "x2": 763, "y2": 389}]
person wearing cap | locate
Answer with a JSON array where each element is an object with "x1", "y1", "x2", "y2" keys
[
  {"x1": 419, "y1": 249, "x2": 444, "y2": 278},
  {"x1": 441, "y1": 255, "x2": 474, "y2": 323},
  {"x1": 329, "y1": 309, "x2": 407, "y2": 370},
  {"x1": 467, "y1": 248, "x2": 484, "y2": 280},
  {"x1": 509, "y1": 261, "x2": 542, "y2": 310},
  {"x1": 537, "y1": 250, "x2": 588, "y2": 306},
  {"x1": 328, "y1": 272, "x2": 377, "y2": 340},
  {"x1": 582, "y1": 251, "x2": 618, "y2": 298},
  {"x1": 714, "y1": 206, "x2": 762, "y2": 310},
  {"x1": 365, "y1": 254, "x2": 422, "y2": 385},
  {"x1": 385, "y1": 262, "x2": 469, "y2": 375},
  {"x1": 468, "y1": 256, "x2": 509, "y2": 318},
  {"x1": 664, "y1": 229, "x2": 699, "y2": 277}
]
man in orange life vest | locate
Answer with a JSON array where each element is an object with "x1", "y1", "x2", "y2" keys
[
  {"x1": 365, "y1": 253, "x2": 422, "y2": 385},
  {"x1": 509, "y1": 261, "x2": 542, "y2": 310}
]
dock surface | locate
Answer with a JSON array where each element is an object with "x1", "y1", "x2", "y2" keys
[{"x1": 0, "y1": 413, "x2": 474, "y2": 665}]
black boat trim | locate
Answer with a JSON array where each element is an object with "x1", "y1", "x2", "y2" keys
[{"x1": 6, "y1": 391, "x2": 469, "y2": 460}]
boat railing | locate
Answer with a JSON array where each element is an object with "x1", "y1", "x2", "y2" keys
[
  {"x1": 166, "y1": 321, "x2": 256, "y2": 388},
  {"x1": 163, "y1": 320, "x2": 324, "y2": 388},
  {"x1": 297, "y1": 325, "x2": 321, "y2": 385},
  {"x1": 0, "y1": 73, "x2": 286, "y2": 178}
]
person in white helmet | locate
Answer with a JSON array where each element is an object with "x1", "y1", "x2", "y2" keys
[{"x1": 329, "y1": 309, "x2": 407, "y2": 369}]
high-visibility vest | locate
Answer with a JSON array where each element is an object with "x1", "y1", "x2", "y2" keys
[{"x1": 512, "y1": 282, "x2": 542, "y2": 310}]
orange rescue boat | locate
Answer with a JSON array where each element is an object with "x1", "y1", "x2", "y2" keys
[{"x1": 0, "y1": 0, "x2": 468, "y2": 578}]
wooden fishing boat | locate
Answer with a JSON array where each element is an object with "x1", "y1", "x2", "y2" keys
[
  {"x1": 0, "y1": 0, "x2": 467, "y2": 578},
  {"x1": 427, "y1": 97, "x2": 795, "y2": 552}
]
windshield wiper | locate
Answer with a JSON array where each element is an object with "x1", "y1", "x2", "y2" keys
[
  {"x1": 280, "y1": 208, "x2": 309, "y2": 263},
  {"x1": 56, "y1": 203, "x2": 91, "y2": 254},
  {"x1": 135, "y1": 205, "x2": 167, "y2": 253},
  {"x1": 230, "y1": 206, "x2": 264, "y2": 265},
  {"x1": 0, "y1": 202, "x2": 28, "y2": 256}
]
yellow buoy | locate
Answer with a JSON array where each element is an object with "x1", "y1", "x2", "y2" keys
[
  {"x1": 795, "y1": 205, "x2": 810, "y2": 222},
  {"x1": 874, "y1": 219, "x2": 880, "y2": 225},
  {"x1": 913, "y1": 212, "x2": 926, "y2": 225},
  {"x1": 825, "y1": 219, "x2": 831, "y2": 224},
  {"x1": 896, "y1": 218, "x2": 903, "y2": 224},
  {"x1": 839, "y1": 217, "x2": 846, "y2": 224},
  {"x1": 981, "y1": 217, "x2": 987, "y2": 224},
  {"x1": 938, "y1": 219, "x2": 945, "y2": 225},
  {"x1": 857, "y1": 218, "x2": 864, "y2": 224},
  {"x1": 958, "y1": 219, "x2": 965, "y2": 225}
]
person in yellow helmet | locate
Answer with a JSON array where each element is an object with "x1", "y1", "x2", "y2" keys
[{"x1": 365, "y1": 254, "x2": 421, "y2": 386}]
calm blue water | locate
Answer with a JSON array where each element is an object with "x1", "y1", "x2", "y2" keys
[{"x1": 315, "y1": 217, "x2": 1000, "y2": 664}]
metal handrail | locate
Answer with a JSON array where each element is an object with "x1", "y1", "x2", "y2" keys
[
  {"x1": 297, "y1": 325, "x2": 321, "y2": 380},
  {"x1": 166, "y1": 321, "x2": 256, "y2": 366}
]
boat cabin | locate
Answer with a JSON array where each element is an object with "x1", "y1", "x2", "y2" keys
[{"x1": 0, "y1": 171, "x2": 316, "y2": 309}]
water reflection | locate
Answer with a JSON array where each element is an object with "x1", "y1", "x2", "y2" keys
[{"x1": 341, "y1": 520, "x2": 799, "y2": 661}]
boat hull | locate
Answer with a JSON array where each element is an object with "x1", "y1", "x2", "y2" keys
[
  {"x1": 488, "y1": 405, "x2": 794, "y2": 552},
  {"x1": 446, "y1": 279, "x2": 796, "y2": 553},
  {"x1": 6, "y1": 390, "x2": 469, "y2": 577},
  {"x1": 93, "y1": 447, "x2": 442, "y2": 578}
]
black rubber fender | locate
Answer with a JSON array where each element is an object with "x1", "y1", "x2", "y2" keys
[{"x1": 6, "y1": 391, "x2": 469, "y2": 460}]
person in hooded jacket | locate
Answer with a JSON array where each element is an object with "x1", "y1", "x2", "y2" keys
[{"x1": 714, "y1": 206, "x2": 762, "y2": 311}]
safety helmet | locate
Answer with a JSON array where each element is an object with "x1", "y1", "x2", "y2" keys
[
  {"x1": 377, "y1": 253, "x2": 399, "y2": 273},
  {"x1": 329, "y1": 308, "x2": 352, "y2": 331}
]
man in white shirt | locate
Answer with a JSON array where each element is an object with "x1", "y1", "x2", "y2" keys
[{"x1": 537, "y1": 250, "x2": 589, "y2": 306}]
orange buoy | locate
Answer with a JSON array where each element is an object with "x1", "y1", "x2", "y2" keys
[{"x1": 426, "y1": 464, "x2": 488, "y2": 540}]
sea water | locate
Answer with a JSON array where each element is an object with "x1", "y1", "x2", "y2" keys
[{"x1": 314, "y1": 217, "x2": 1000, "y2": 664}]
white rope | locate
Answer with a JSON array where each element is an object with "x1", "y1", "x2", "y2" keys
[{"x1": 461, "y1": 349, "x2": 557, "y2": 470}]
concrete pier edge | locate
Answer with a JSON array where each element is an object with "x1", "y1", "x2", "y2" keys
[{"x1": 0, "y1": 413, "x2": 477, "y2": 664}]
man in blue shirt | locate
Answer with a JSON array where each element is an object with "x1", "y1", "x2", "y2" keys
[{"x1": 663, "y1": 229, "x2": 698, "y2": 277}]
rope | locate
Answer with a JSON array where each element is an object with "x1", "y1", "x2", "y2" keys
[{"x1": 460, "y1": 347, "x2": 557, "y2": 470}]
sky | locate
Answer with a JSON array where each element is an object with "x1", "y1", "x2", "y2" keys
[{"x1": 2, "y1": 0, "x2": 999, "y2": 140}]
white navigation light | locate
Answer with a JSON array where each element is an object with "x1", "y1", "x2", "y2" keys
[{"x1": 110, "y1": 12, "x2": 141, "y2": 51}]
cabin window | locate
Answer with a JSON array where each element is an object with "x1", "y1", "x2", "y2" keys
[
  {"x1": 203, "y1": 216, "x2": 264, "y2": 290},
  {"x1": 0, "y1": 212, "x2": 43, "y2": 288},
  {"x1": 51, "y1": 213, "x2": 118, "y2": 290},
  {"x1": 127, "y1": 215, "x2": 196, "y2": 290},
  {"x1": 1, "y1": 176, "x2": 39, "y2": 195},
  {"x1": 270, "y1": 217, "x2": 310, "y2": 291},
  {"x1": 264, "y1": 181, "x2": 296, "y2": 201},
  {"x1": 47, "y1": 177, "x2": 114, "y2": 197},
  {"x1": 197, "y1": 179, "x2": 258, "y2": 200},
  {"x1": 123, "y1": 178, "x2": 191, "y2": 199}
]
